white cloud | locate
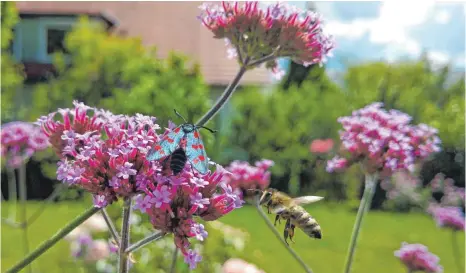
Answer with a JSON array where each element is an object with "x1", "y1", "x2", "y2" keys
[
  {"x1": 453, "y1": 54, "x2": 465, "y2": 68},
  {"x1": 325, "y1": 20, "x2": 368, "y2": 39},
  {"x1": 434, "y1": 10, "x2": 451, "y2": 24},
  {"x1": 428, "y1": 51, "x2": 450, "y2": 65},
  {"x1": 322, "y1": 1, "x2": 440, "y2": 59}
]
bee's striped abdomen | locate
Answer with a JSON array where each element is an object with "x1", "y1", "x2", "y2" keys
[
  {"x1": 170, "y1": 148, "x2": 187, "y2": 175},
  {"x1": 290, "y1": 206, "x2": 322, "y2": 239}
]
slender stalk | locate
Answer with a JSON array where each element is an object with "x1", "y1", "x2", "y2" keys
[
  {"x1": 26, "y1": 183, "x2": 64, "y2": 227},
  {"x1": 118, "y1": 197, "x2": 132, "y2": 273},
  {"x1": 125, "y1": 231, "x2": 166, "y2": 254},
  {"x1": 247, "y1": 53, "x2": 277, "y2": 68},
  {"x1": 101, "y1": 208, "x2": 121, "y2": 246},
  {"x1": 5, "y1": 206, "x2": 101, "y2": 273},
  {"x1": 254, "y1": 197, "x2": 313, "y2": 273},
  {"x1": 451, "y1": 230, "x2": 464, "y2": 273},
  {"x1": 1, "y1": 217, "x2": 21, "y2": 228},
  {"x1": 195, "y1": 59, "x2": 249, "y2": 127},
  {"x1": 169, "y1": 248, "x2": 179, "y2": 273},
  {"x1": 343, "y1": 173, "x2": 378, "y2": 273},
  {"x1": 7, "y1": 168, "x2": 18, "y2": 221},
  {"x1": 18, "y1": 164, "x2": 32, "y2": 273}
]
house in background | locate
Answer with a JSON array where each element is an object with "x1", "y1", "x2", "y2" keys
[
  {"x1": 12, "y1": 1, "x2": 277, "y2": 127},
  {"x1": 13, "y1": 1, "x2": 274, "y2": 86}
]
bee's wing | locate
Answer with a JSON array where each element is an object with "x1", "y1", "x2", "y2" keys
[{"x1": 291, "y1": 196, "x2": 324, "y2": 205}]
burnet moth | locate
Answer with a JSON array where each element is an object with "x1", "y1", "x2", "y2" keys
[{"x1": 147, "y1": 109, "x2": 216, "y2": 175}]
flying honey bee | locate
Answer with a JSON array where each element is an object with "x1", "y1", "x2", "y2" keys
[{"x1": 252, "y1": 188, "x2": 324, "y2": 245}]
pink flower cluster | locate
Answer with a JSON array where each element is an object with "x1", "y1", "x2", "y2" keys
[
  {"x1": 326, "y1": 103, "x2": 441, "y2": 177},
  {"x1": 36, "y1": 101, "x2": 243, "y2": 269},
  {"x1": 394, "y1": 242, "x2": 443, "y2": 273},
  {"x1": 198, "y1": 2, "x2": 334, "y2": 72},
  {"x1": 222, "y1": 258, "x2": 266, "y2": 273},
  {"x1": 428, "y1": 205, "x2": 465, "y2": 231},
  {"x1": 429, "y1": 173, "x2": 465, "y2": 207},
  {"x1": 1, "y1": 121, "x2": 50, "y2": 168},
  {"x1": 381, "y1": 170, "x2": 422, "y2": 204},
  {"x1": 36, "y1": 101, "x2": 161, "y2": 207},
  {"x1": 309, "y1": 138, "x2": 334, "y2": 154},
  {"x1": 223, "y1": 159, "x2": 274, "y2": 196},
  {"x1": 68, "y1": 233, "x2": 118, "y2": 262}
]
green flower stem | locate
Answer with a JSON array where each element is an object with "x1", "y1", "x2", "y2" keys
[
  {"x1": 343, "y1": 173, "x2": 378, "y2": 273},
  {"x1": 118, "y1": 197, "x2": 132, "y2": 273},
  {"x1": 101, "y1": 208, "x2": 121, "y2": 246},
  {"x1": 125, "y1": 231, "x2": 166, "y2": 254},
  {"x1": 5, "y1": 206, "x2": 101, "y2": 273},
  {"x1": 169, "y1": 248, "x2": 179, "y2": 273},
  {"x1": 7, "y1": 168, "x2": 18, "y2": 221},
  {"x1": 26, "y1": 183, "x2": 64, "y2": 227},
  {"x1": 451, "y1": 230, "x2": 464, "y2": 273},
  {"x1": 18, "y1": 164, "x2": 32, "y2": 273},
  {"x1": 247, "y1": 53, "x2": 278, "y2": 68},
  {"x1": 254, "y1": 197, "x2": 313, "y2": 273},
  {"x1": 195, "y1": 58, "x2": 249, "y2": 127}
]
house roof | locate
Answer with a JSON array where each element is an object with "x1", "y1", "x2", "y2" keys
[{"x1": 15, "y1": 1, "x2": 272, "y2": 86}]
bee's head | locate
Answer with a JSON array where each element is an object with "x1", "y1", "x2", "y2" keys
[{"x1": 259, "y1": 188, "x2": 276, "y2": 205}]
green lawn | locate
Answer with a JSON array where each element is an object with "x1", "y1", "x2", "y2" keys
[{"x1": 1, "y1": 201, "x2": 464, "y2": 273}]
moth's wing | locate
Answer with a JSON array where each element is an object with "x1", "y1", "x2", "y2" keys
[
  {"x1": 185, "y1": 129, "x2": 209, "y2": 174},
  {"x1": 147, "y1": 126, "x2": 184, "y2": 161},
  {"x1": 291, "y1": 196, "x2": 324, "y2": 206}
]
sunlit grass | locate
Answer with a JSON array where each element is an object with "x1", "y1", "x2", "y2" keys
[{"x1": 1, "y1": 201, "x2": 464, "y2": 273}]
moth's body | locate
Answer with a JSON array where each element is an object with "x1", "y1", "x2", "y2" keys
[
  {"x1": 162, "y1": 147, "x2": 187, "y2": 176},
  {"x1": 258, "y1": 189, "x2": 323, "y2": 244}
]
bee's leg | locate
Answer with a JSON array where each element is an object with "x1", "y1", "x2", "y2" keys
[
  {"x1": 289, "y1": 224, "x2": 296, "y2": 243},
  {"x1": 283, "y1": 226, "x2": 289, "y2": 246},
  {"x1": 266, "y1": 200, "x2": 272, "y2": 214},
  {"x1": 274, "y1": 214, "x2": 281, "y2": 226},
  {"x1": 283, "y1": 218, "x2": 291, "y2": 245}
]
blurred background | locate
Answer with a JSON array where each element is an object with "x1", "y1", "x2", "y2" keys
[{"x1": 1, "y1": 1, "x2": 465, "y2": 273}]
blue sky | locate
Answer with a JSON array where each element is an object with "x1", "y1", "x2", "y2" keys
[{"x1": 286, "y1": 1, "x2": 465, "y2": 72}]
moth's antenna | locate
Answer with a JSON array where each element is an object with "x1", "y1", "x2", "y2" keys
[
  {"x1": 173, "y1": 109, "x2": 188, "y2": 123},
  {"x1": 198, "y1": 126, "x2": 217, "y2": 134}
]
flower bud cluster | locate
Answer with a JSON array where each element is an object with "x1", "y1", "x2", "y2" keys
[
  {"x1": 327, "y1": 103, "x2": 441, "y2": 177},
  {"x1": 198, "y1": 1, "x2": 334, "y2": 71},
  {"x1": 394, "y1": 242, "x2": 443, "y2": 273},
  {"x1": 223, "y1": 159, "x2": 274, "y2": 197},
  {"x1": 1, "y1": 121, "x2": 49, "y2": 168}
]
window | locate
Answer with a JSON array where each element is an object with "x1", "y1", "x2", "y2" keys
[{"x1": 46, "y1": 27, "x2": 70, "y2": 54}]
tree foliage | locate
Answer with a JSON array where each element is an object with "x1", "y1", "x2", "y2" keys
[
  {"x1": 29, "y1": 17, "x2": 210, "y2": 126},
  {"x1": 1, "y1": 2, "x2": 24, "y2": 122}
]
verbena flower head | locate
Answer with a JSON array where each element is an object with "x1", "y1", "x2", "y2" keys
[
  {"x1": 222, "y1": 258, "x2": 266, "y2": 273},
  {"x1": 326, "y1": 103, "x2": 441, "y2": 177},
  {"x1": 198, "y1": 1, "x2": 334, "y2": 70},
  {"x1": 36, "y1": 101, "x2": 161, "y2": 207},
  {"x1": 138, "y1": 163, "x2": 243, "y2": 269},
  {"x1": 37, "y1": 101, "x2": 243, "y2": 269},
  {"x1": 310, "y1": 138, "x2": 334, "y2": 154},
  {"x1": 381, "y1": 170, "x2": 423, "y2": 207},
  {"x1": 395, "y1": 242, "x2": 443, "y2": 273},
  {"x1": 1, "y1": 121, "x2": 50, "y2": 168},
  {"x1": 224, "y1": 159, "x2": 274, "y2": 196},
  {"x1": 429, "y1": 173, "x2": 465, "y2": 207},
  {"x1": 429, "y1": 206, "x2": 465, "y2": 231},
  {"x1": 69, "y1": 234, "x2": 115, "y2": 263}
]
